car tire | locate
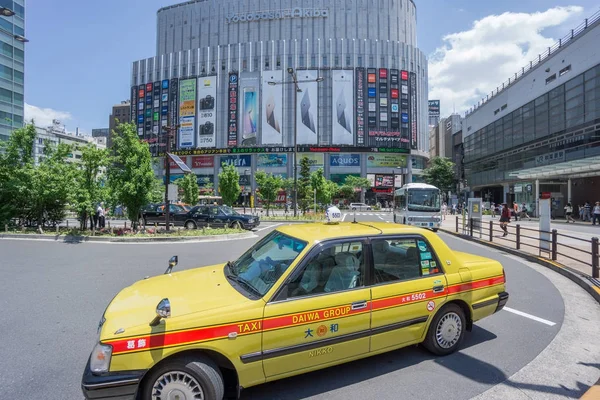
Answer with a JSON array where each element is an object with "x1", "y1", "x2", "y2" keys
[
  {"x1": 423, "y1": 303, "x2": 466, "y2": 356},
  {"x1": 141, "y1": 355, "x2": 224, "y2": 400},
  {"x1": 230, "y1": 221, "x2": 242, "y2": 230},
  {"x1": 432, "y1": 228, "x2": 439, "y2": 232},
  {"x1": 185, "y1": 220, "x2": 197, "y2": 230}
]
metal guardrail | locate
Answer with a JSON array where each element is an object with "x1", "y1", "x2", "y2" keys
[
  {"x1": 465, "y1": 9, "x2": 600, "y2": 117},
  {"x1": 454, "y1": 216, "x2": 599, "y2": 279}
]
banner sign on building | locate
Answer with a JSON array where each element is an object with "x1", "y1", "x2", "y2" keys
[
  {"x1": 130, "y1": 86, "x2": 137, "y2": 135},
  {"x1": 356, "y1": 67, "x2": 365, "y2": 145},
  {"x1": 219, "y1": 154, "x2": 252, "y2": 168},
  {"x1": 332, "y1": 70, "x2": 354, "y2": 145},
  {"x1": 409, "y1": 72, "x2": 418, "y2": 150},
  {"x1": 366, "y1": 153, "x2": 407, "y2": 168},
  {"x1": 239, "y1": 72, "x2": 261, "y2": 147},
  {"x1": 228, "y1": 73, "x2": 239, "y2": 147},
  {"x1": 428, "y1": 100, "x2": 440, "y2": 117},
  {"x1": 197, "y1": 76, "x2": 217, "y2": 148},
  {"x1": 144, "y1": 82, "x2": 153, "y2": 146},
  {"x1": 330, "y1": 153, "x2": 361, "y2": 167},
  {"x1": 178, "y1": 79, "x2": 196, "y2": 148},
  {"x1": 367, "y1": 68, "x2": 377, "y2": 130},
  {"x1": 191, "y1": 155, "x2": 214, "y2": 168},
  {"x1": 390, "y1": 69, "x2": 400, "y2": 131},
  {"x1": 296, "y1": 70, "x2": 319, "y2": 145},
  {"x1": 257, "y1": 153, "x2": 288, "y2": 167},
  {"x1": 151, "y1": 81, "x2": 161, "y2": 155},
  {"x1": 169, "y1": 78, "x2": 178, "y2": 149},
  {"x1": 261, "y1": 70, "x2": 283, "y2": 145},
  {"x1": 299, "y1": 153, "x2": 325, "y2": 167},
  {"x1": 378, "y1": 68, "x2": 388, "y2": 130}
]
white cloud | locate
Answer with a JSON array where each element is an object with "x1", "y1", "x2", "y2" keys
[
  {"x1": 429, "y1": 6, "x2": 584, "y2": 117},
  {"x1": 24, "y1": 103, "x2": 72, "y2": 127}
]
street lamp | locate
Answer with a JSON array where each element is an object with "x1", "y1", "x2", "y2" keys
[
  {"x1": 0, "y1": 7, "x2": 28, "y2": 42},
  {"x1": 268, "y1": 68, "x2": 324, "y2": 217},
  {"x1": 162, "y1": 120, "x2": 181, "y2": 232},
  {"x1": 243, "y1": 168, "x2": 250, "y2": 214},
  {"x1": 0, "y1": 7, "x2": 15, "y2": 17}
]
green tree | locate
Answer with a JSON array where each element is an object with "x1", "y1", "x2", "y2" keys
[
  {"x1": 201, "y1": 182, "x2": 214, "y2": 195},
  {"x1": 174, "y1": 173, "x2": 199, "y2": 205},
  {"x1": 309, "y1": 168, "x2": 338, "y2": 209},
  {"x1": 108, "y1": 122, "x2": 157, "y2": 229},
  {"x1": 297, "y1": 156, "x2": 312, "y2": 213},
  {"x1": 149, "y1": 177, "x2": 165, "y2": 203},
  {"x1": 218, "y1": 163, "x2": 241, "y2": 206},
  {"x1": 255, "y1": 171, "x2": 283, "y2": 216},
  {"x1": 423, "y1": 157, "x2": 455, "y2": 196},
  {"x1": 72, "y1": 144, "x2": 110, "y2": 229},
  {"x1": 338, "y1": 175, "x2": 370, "y2": 203}
]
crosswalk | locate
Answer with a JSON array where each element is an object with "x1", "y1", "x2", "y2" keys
[{"x1": 342, "y1": 213, "x2": 394, "y2": 223}]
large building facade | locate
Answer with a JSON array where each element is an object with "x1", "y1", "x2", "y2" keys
[
  {"x1": 0, "y1": 0, "x2": 25, "y2": 141},
  {"x1": 131, "y1": 0, "x2": 429, "y2": 204},
  {"x1": 463, "y1": 11, "x2": 600, "y2": 215}
]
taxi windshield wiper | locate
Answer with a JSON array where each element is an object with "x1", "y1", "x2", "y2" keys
[{"x1": 227, "y1": 274, "x2": 262, "y2": 298}]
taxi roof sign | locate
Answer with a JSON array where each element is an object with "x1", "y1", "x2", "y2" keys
[{"x1": 325, "y1": 206, "x2": 343, "y2": 224}]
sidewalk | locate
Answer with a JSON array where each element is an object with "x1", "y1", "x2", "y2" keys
[{"x1": 440, "y1": 215, "x2": 600, "y2": 279}]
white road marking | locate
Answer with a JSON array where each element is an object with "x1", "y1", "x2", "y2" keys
[
  {"x1": 342, "y1": 213, "x2": 348, "y2": 221},
  {"x1": 378, "y1": 215, "x2": 384, "y2": 220},
  {"x1": 502, "y1": 306, "x2": 556, "y2": 326},
  {"x1": 255, "y1": 223, "x2": 283, "y2": 232}
]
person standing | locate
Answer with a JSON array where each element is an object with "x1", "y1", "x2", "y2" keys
[
  {"x1": 97, "y1": 203, "x2": 106, "y2": 229},
  {"x1": 500, "y1": 203, "x2": 510, "y2": 237},
  {"x1": 564, "y1": 202, "x2": 575, "y2": 223},
  {"x1": 584, "y1": 201, "x2": 592, "y2": 222},
  {"x1": 593, "y1": 201, "x2": 600, "y2": 226},
  {"x1": 441, "y1": 202, "x2": 447, "y2": 220},
  {"x1": 513, "y1": 202, "x2": 519, "y2": 222},
  {"x1": 579, "y1": 204, "x2": 585, "y2": 221}
]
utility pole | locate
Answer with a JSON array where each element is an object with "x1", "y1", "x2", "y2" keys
[{"x1": 163, "y1": 119, "x2": 180, "y2": 232}]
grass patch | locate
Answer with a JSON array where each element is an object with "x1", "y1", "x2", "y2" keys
[{"x1": 2, "y1": 226, "x2": 245, "y2": 237}]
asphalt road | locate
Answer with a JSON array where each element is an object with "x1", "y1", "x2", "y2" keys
[{"x1": 0, "y1": 215, "x2": 598, "y2": 400}]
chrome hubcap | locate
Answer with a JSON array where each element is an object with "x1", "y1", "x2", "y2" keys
[
  {"x1": 436, "y1": 312, "x2": 462, "y2": 349},
  {"x1": 152, "y1": 371, "x2": 204, "y2": 400}
]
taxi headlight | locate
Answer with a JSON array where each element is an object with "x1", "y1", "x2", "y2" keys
[{"x1": 90, "y1": 342, "x2": 112, "y2": 374}]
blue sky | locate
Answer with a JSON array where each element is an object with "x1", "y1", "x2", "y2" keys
[{"x1": 24, "y1": 0, "x2": 599, "y2": 133}]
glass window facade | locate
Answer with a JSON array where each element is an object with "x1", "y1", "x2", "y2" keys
[
  {"x1": 0, "y1": 0, "x2": 25, "y2": 141},
  {"x1": 464, "y1": 63, "x2": 600, "y2": 188}
]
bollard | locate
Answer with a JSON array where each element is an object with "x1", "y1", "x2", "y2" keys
[
  {"x1": 592, "y1": 237, "x2": 599, "y2": 279},
  {"x1": 56, "y1": 224, "x2": 59, "y2": 234},
  {"x1": 108, "y1": 221, "x2": 111, "y2": 229},
  {"x1": 4, "y1": 224, "x2": 7, "y2": 233},
  {"x1": 66, "y1": 220, "x2": 69, "y2": 229},
  {"x1": 551, "y1": 229, "x2": 558, "y2": 261},
  {"x1": 469, "y1": 218, "x2": 474, "y2": 237},
  {"x1": 456, "y1": 216, "x2": 459, "y2": 233},
  {"x1": 124, "y1": 221, "x2": 127, "y2": 229},
  {"x1": 489, "y1": 221, "x2": 493, "y2": 242},
  {"x1": 516, "y1": 225, "x2": 521, "y2": 250}
]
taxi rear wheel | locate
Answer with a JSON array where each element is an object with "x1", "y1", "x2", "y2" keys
[
  {"x1": 142, "y1": 355, "x2": 224, "y2": 400},
  {"x1": 423, "y1": 303, "x2": 466, "y2": 356}
]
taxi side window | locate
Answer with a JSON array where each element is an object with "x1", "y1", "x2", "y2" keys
[
  {"x1": 287, "y1": 241, "x2": 365, "y2": 298},
  {"x1": 372, "y1": 238, "x2": 442, "y2": 284}
]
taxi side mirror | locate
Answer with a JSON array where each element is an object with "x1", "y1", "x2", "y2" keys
[{"x1": 149, "y1": 298, "x2": 171, "y2": 327}]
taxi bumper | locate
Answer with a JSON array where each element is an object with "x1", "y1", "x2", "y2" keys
[
  {"x1": 81, "y1": 360, "x2": 144, "y2": 400},
  {"x1": 495, "y1": 291, "x2": 509, "y2": 313}
]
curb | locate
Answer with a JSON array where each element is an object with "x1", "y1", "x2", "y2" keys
[
  {"x1": 0, "y1": 231, "x2": 256, "y2": 243},
  {"x1": 440, "y1": 228, "x2": 600, "y2": 400},
  {"x1": 439, "y1": 228, "x2": 600, "y2": 305}
]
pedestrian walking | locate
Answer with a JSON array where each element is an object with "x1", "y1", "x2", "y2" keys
[
  {"x1": 564, "y1": 202, "x2": 575, "y2": 223},
  {"x1": 513, "y1": 202, "x2": 519, "y2": 222},
  {"x1": 579, "y1": 204, "x2": 585, "y2": 221},
  {"x1": 584, "y1": 201, "x2": 592, "y2": 222},
  {"x1": 593, "y1": 201, "x2": 600, "y2": 226},
  {"x1": 500, "y1": 203, "x2": 511, "y2": 237},
  {"x1": 520, "y1": 203, "x2": 532, "y2": 221},
  {"x1": 442, "y1": 202, "x2": 447, "y2": 220},
  {"x1": 491, "y1": 202, "x2": 496, "y2": 218},
  {"x1": 97, "y1": 203, "x2": 106, "y2": 229}
]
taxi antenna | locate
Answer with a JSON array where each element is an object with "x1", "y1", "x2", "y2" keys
[{"x1": 352, "y1": 211, "x2": 357, "y2": 224}]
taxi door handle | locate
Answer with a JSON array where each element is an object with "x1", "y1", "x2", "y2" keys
[
  {"x1": 433, "y1": 285, "x2": 445, "y2": 293},
  {"x1": 351, "y1": 301, "x2": 368, "y2": 310}
]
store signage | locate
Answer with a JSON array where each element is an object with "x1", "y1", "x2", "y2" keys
[
  {"x1": 220, "y1": 155, "x2": 251, "y2": 167},
  {"x1": 226, "y1": 8, "x2": 328, "y2": 23},
  {"x1": 257, "y1": 153, "x2": 288, "y2": 167},
  {"x1": 228, "y1": 73, "x2": 239, "y2": 147},
  {"x1": 535, "y1": 150, "x2": 565, "y2": 166},
  {"x1": 429, "y1": 100, "x2": 440, "y2": 116},
  {"x1": 191, "y1": 155, "x2": 214, "y2": 168},
  {"x1": 330, "y1": 154, "x2": 361, "y2": 167},
  {"x1": 366, "y1": 154, "x2": 408, "y2": 168},
  {"x1": 356, "y1": 68, "x2": 365, "y2": 145},
  {"x1": 158, "y1": 146, "x2": 409, "y2": 157},
  {"x1": 409, "y1": 72, "x2": 418, "y2": 150}
]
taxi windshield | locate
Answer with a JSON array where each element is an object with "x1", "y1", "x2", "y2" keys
[
  {"x1": 221, "y1": 206, "x2": 240, "y2": 216},
  {"x1": 228, "y1": 231, "x2": 307, "y2": 297}
]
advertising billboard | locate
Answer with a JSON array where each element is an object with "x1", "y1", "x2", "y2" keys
[
  {"x1": 356, "y1": 67, "x2": 365, "y2": 145},
  {"x1": 191, "y1": 155, "x2": 215, "y2": 168},
  {"x1": 332, "y1": 70, "x2": 354, "y2": 145},
  {"x1": 228, "y1": 73, "x2": 239, "y2": 147},
  {"x1": 169, "y1": 78, "x2": 178, "y2": 148},
  {"x1": 197, "y1": 76, "x2": 217, "y2": 148},
  {"x1": 130, "y1": 86, "x2": 137, "y2": 134},
  {"x1": 178, "y1": 79, "x2": 196, "y2": 148},
  {"x1": 261, "y1": 70, "x2": 283, "y2": 145},
  {"x1": 428, "y1": 100, "x2": 440, "y2": 116},
  {"x1": 296, "y1": 70, "x2": 319, "y2": 145},
  {"x1": 378, "y1": 68, "x2": 388, "y2": 130},
  {"x1": 239, "y1": 72, "x2": 261, "y2": 147},
  {"x1": 330, "y1": 153, "x2": 361, "y2": 167},
  {"x1": 299, "y1": 153, "x2": 324, "y2": 168},
  {"x1": 366, "y1": 154, "x2": 408, "y2": 168},
  {"x1": 257, "y1": 153, "x2": 288, "y2": 167},
  {"x1": 366, "y1": 68, "x2": 377, "y2": 130},
  {"x1": 409, "y1": 72, "x2": 418, "y2": 150},
  {"x1": 220, "y1": 155, "x2": 252, "y2": 168}
]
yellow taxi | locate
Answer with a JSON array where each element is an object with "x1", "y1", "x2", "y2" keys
[{"x1": 82, "y1": 216, "x2": 508, "y2": 400}]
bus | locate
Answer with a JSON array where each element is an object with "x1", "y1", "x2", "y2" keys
[{"x1": 393, "y1": 183, "x2": 442, "y2": 232}]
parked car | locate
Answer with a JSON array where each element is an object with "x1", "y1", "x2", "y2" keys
[
  {"x1": 140, "y1": 203, "x2": 188, "y2": 226},
  {"x1": 82, "y1": 221, "x2": 508, "y2": 400},
  {"x1": 182, "y1": 205, "x2": 259, "y2": 230},
  {"x1": 350, "y1": 202, "x2": 372, "y2": 211}
]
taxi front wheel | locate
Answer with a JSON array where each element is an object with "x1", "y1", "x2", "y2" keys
[
  {"x1": 141, "y1": 355, "x2": 225, "y2": 400},
  {"x1": 423, "y1": 304, "x2": 466, "y2": 356}
]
